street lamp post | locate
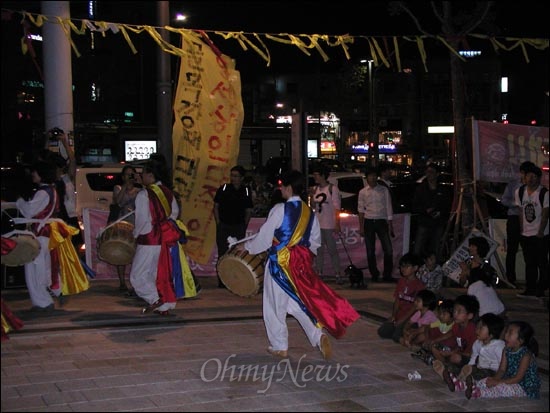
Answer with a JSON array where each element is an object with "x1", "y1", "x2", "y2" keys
[{"x1": 368, "y1": 60, "x2": 378, "y2": 168}]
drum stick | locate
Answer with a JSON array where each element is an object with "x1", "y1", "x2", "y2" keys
[
  {"x1": 98, "y1": 210, "x2": 135, "y2": 237},
  {"x1": 227, "y1": 233, "x2": 257, "y2": 249},
  {"x1": 2, "y1": 229, "x2": 36, "y2": 238},
  {"x1": 1, "y1": 201, "x2": 17, "y2": 211}
]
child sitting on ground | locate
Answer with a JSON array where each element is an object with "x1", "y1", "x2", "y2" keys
[
  {"x1": 466, "y1": 320, "x2": 541, "y2": 400},
  {"x1": 432, "y1": 295, "x2": 479, "y2": 379},
  {"x1": 412, "y1": 298, "x2": 456, "y2": 365},
  {"x1": 377, "y1": 253, "x2": 425, "y2": 343},
  {"x1": 441, "y1": 312, "x2": 505, "y2": 392},
  {"x1": 416, "y1": 251, "x2": 444, "y2": 295},
  {"x1": 400, "y1": 289, "x2": 438, "y2": 348},
  {"x1": 458, "y1": 236, "x2": 506, "y2": 317}
]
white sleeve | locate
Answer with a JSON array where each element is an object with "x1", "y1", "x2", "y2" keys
[
  {"x1": 331, "y1": 185, "x2": 341, "y2": 210},
  {"x1": 468, "y1": 339, "x2": 481, "y2": 365},
  {"x1": 170, "y1": 197, "x2": 179, "y2": 220},
  {"x1": 133, "y1": 189, "x2": 152, "y2": 237},
  {"x1": 15, "y1": 190, "x2": 50, "y2": 218},
  {"x1": 245, "y1": 203, "x2": 284, "y2": 255},
  {"x1": 310, "y1": 214, "x2": 321, "y2": 254}
]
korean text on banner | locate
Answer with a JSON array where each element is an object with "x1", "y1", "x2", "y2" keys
[
  {"x1": 441, "y1": 229, "x2": 499, "y2": 284},
  {"x1": 473, "y1": 120, "x2": 549, "y2": 184},
  {"x1": 172, "y1": 32, "x2": 244, "y2": 264}
]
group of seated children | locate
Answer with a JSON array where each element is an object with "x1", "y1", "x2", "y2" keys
[{"x1": 378, "y1": 251, "x2": 541, "y2": 401}]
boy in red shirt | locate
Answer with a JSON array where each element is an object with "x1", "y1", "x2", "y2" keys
[
  {"x1": 377, "y1": 253, "x2": 425, "y2": 342},
  {"x1": 432, "y1": 294, "x2": 479, "y2": 386}
]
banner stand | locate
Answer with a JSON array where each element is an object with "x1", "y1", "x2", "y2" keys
[{"x1": 440, "y1": 183, "x2": 513, "y2": 288}]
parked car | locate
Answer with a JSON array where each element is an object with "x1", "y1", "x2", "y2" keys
[{"x1": 308, "y1": 157, "x2": 347, "y2": 173}]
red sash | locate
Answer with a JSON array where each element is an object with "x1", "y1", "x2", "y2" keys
[{"x1": 137, "y1": 185, "x2": 177, "y2": 304}]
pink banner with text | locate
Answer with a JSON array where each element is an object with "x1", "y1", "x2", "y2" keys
[
  {"x1": 474, "y1": 120, "x2": 549, "y2": 185},
  {"x1": 84, "y1": 208, "x2": 410, "y2": 279}
]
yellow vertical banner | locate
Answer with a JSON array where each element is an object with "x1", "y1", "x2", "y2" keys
[{"x1": 172, "y1": 32, "x2": 244, "y2": 264}]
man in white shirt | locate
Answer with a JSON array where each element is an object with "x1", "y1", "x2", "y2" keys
[
  {"x1": 311, "y1": 165, "x2": 343, "y2": 284},
  {"x1": 514, "y1": 164, "x2": 549, "y2": 298},
  {"x1": 358, "y1": 167, "x2": 395, "y2": 282},
  {"x1": 500, "y1": 161, "x2": 534, "y2": 286}
]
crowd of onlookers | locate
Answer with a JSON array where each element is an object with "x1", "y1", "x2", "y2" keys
[{"x1": 378, "y1": 247, "x2": 542, "y2": 400}]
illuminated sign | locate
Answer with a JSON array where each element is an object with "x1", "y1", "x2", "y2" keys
[
  {"x1": 351, "y1": 144, "x2": 397, "y2": 153},
  {"x1": 125, "y1": 140, "x2": 157, "y2": 161}
]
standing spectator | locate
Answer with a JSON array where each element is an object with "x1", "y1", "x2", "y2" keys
[
  {"x1": 416, "y1": 250, "x2": 445, "y2": 295},
  {"x1": 358, "y1": 167, "x2": 395, "y2": 282},
  {"x1": 249, "y1": 166, "x2": 274, "y2": 218},
  {"x1": 214, "y1": 165, "x2": 253, "y2": 288},
  {"x1": 377, "y1": 163, "x2": 396, "y2": 211},
  {"x1": 514, "y1": 164, "x2": 549, "y2": 298},
  {"x1": 500, "y1": 161, "x2": 535, "y2": 286},
  {"x1": 109, "y1": 165, "x2": 141, "y2": 294},
  {"x1": 311, "y1": 165, "x2": 343, "y2": 284},
  {"x1": 465, "y1": 321, "x2": 541, "y2": 400},
  {"x1": 458, "y1": 236, "x2": 506, "y2": 317},
  {"x1": 412, "y1": 163, "x2": 452, "y2": 263},
  {"x1": 377, "y1": 252, "x2": 425, "y2": 342},
  {"x1": 235, "y1": 170, "x2": 359, "y2": 360}
]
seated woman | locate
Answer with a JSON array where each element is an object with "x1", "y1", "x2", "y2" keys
[{"x1": 459, "y1": 236, "x2": 506, "y2": 318}]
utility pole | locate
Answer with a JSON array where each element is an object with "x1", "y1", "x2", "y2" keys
[
  {"x1": 41, "y1": 1, "x2": 73, "y2": 158},
  {"x1": 157, "y1": 1, "x2": 172, "y2": 173},
  {"x1": 368, "y1": 60, "x2": 378, "y2": 168}
]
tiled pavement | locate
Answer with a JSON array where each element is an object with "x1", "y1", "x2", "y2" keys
[{"x1": 1, "y1": 277, "x2": 548, "y2": 412}]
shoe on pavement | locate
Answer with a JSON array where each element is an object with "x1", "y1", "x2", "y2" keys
[
  {"x1": 30, "y1": 304, "x2": 55, "y2": 313},
  {"x1": 125, "y1": 289, "x2": 137, "y2": 298},
  {"x1": 153, "y1": 309, "x2": 170, "y2": 316},
  {"x1": 319, "y1": 334, "x2": 332, "y2": 360},
  {"x1": 516, "y1": 290, "x2": 537, "y2": 298},
  {"x1": 267, "y1": 346, "x2": 288, "y2": 358},
  {"x1": 442, "y1": 368, "x2": 455, "y2": 392},
  {"x1": 141, "y1": 299, "x2": 163, "y2": 314},
  {"x1": 465, "y1": 374, "x2": 476, "y2": 399},
  {"x1": 57, "y1": 293, "x2": 67, "y2": 307}
]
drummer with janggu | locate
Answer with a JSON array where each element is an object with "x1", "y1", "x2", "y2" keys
[{"x1": 3, "y1": 159, "x2": 89, "y2": 313}]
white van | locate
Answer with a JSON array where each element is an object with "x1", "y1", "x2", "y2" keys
[{"x1": 75, "y1": 163, "x2": 143, "y2": 217}]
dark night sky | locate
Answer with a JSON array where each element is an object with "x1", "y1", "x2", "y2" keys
[{"x1": 1, "y1": 1, "x2": 548, "y2": 126}]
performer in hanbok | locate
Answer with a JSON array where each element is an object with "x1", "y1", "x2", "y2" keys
[
  {"x1": 12, "y1": 161, "x2": 89, "y2": 312},
  {"x1": 130, "y1": 157, "x2": 199, "y2": 316},
  {"x1": 236, "y1": 170, "x2": 360, "y2": 360},
  {"x1": 1, "y1": 237, "x2": 24, "y2": 341}
]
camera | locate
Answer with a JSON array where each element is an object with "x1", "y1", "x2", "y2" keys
[{"x1": 50, "y1": 127, "x2": 64, "y2": 138}]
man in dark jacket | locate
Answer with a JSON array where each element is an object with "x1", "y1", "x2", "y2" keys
[
  {"x1": 214, "y1": 165, "x2": 253, "y2": 288},
  {"x1": 412, "y1": 163, "x2": 452, "y2": 263}
]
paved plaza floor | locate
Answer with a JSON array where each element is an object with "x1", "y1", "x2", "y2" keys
[{"x1": 1, "y1": 277, "x2": 548, "y2": 412}]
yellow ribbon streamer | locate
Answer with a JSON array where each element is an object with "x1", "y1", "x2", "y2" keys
[{"x1": 11, "y1": 10, "x2": 548, "y2": 73}]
